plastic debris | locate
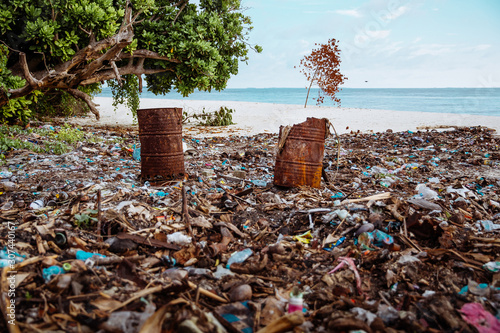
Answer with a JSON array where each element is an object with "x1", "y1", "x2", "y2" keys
[
  {"x1": 75, "y1": 250, "x2": 106, "y2": 261},
  {"x1": 483, "y1": 262, "x2": 500, "y2": 272},
  {"x1": 328, "y1": 256, "x2": 364, "y2": 296},
  {"x1": 478, "y1": 220, "x2": 500, "y2": 232},
  {"x1": 226, "y1": 248, "x2": 253, "y2": 269},
  {"x1": 460, "y1": 303, "x2": 500, "y2": 333},
  {"x1": 288, "y1": 286, "x2": 304, "y2": 314},
  {"x1": 166, "y1": 232, "x2": 192, "y2": 246},
  {"x1": 42, "y1": 265, "x2": 70, "y2": 282},
  {"x1": 29, "y1": 199, "x2": 45, "y2": 210},
  {"x1": 3, "y1": 123, "x2": 500, "y2": 332},
  {"x1": 415, "y1": 184, "x2": 439, "y2": 200},
  {"x1": 293, "y1": 230, "x2": 313, "y2": 244}
]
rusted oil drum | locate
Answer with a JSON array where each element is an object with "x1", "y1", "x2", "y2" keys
[
  {"x1": 274, "y1": 117, "x2": 328, "y2": 188},
  {"x1": 137, "y1": 108, "x2": 185, "y2": 180}
]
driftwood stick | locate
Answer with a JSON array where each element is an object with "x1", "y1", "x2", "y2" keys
[
  {"x1": 182, "y1": 188, "x2": 193, "y2": 236},
  {"x1": 97, "y1": 189, "x2": 102, "y2": 241},
  {"x1": 187, "y1": 281, "x2": 228, "y2": 303},
  {"x1": 256, "y1": 312, "x2": 305, "y2": 333}
]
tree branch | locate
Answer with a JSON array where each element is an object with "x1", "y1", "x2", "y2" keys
[
  {"x1": 80, "y1": 67, "x2": 172, "y2": 86},
  {"x1": 111, "y1": 61, "x2": 123, "y2": 87},
  {"x1": 19, "y1": 53, "x2": 42, "y2": 89},
  {"x1": 122, "y1": 49, "x2": 181, "y2": 62},
  {"x1": 172, "y1": 1, "x2": 188, "y2": 26},
  {"x1": 53, "y1": 29, "x2": 133, "y2": 76},
  {"x1": 66, "y1": 89, "x2": 100, "y2": 120},
  {"x1": 75, "y1": 31, "x2": 133, "y2": 84}
]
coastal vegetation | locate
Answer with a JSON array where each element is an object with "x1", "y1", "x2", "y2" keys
[
  {"x1": 0, "y1": 0, "x2": 261, "y2": 123},
  {"x1": 183, "y1": 106, "x2": 235, "y2": 126}
]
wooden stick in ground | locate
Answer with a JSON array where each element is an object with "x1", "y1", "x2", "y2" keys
[
  {"x1": 97, "y1": 189, "x2": 102, "y2": 241},
  {"x1": 321, "y1": 167, "x2": 330, "y2": 185},
  {"x1": 187, "y1": 281, "x2": 228, "y2": 303},
  {"x1": 330, "y1": 218, "x2": 346, "y2": 237},
  {"x1": 329, "y1": 122, "x2": 342, "y2": 184},
  {"x1": 341, "y1": 192, "x2": 391, "y2": 204},
  {"x1": 256, "y1": 312, "x2": 305, "y2": 333},
  {"x1": 110, "y1": 285, "x2": 164, "y2": 312},
  {"x1": 182, "y1": 188, "x2": 193, "y2": 236}
]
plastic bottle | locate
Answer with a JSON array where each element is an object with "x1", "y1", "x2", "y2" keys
[
  {"x1": 75, "y1": 250, "x2": 106, "y2": 261},
  {"x1": 468, "y1": 280, "x2": 490, "y2": 297},
  {"x1": 132, "y1": 145, "x2": 141, "y2": 161},
  {"x1": 358, "y1": 232, "x2": 374, "y2": 250},
  {"x1": 372, "y1": 230, "x2": 394, "y2": 247},
  {"x1": 288, "y1": 286, "x2": 304, "y2": 313},
  {"x1": 251, "y1": 180, "x2": 267, "y2": 187},
  {"x1": 30, "y1": 199, "x2": 45, "y2": 210},
  {"x1": 226, "y1": 248, "x2": 253, "y2": 269}
]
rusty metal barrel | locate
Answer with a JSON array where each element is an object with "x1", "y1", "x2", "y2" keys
[
  {"x1": 137, "y1": 108, "x2": 185, "y2": 180},
  {"x1": 274, "y1": 117, "x2": 328, "y2": 188}
]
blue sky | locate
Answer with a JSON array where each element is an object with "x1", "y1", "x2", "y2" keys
[{"x1": 226, "y1": 0, "x2": 500, "y2": 88}]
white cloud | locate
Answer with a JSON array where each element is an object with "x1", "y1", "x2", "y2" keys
[
  {"x1": 371, "y1": 41, "x2": 404, "y2": 56},
  {"x1": 335, "y1": 9, "x2": 362, "y2": 18},
  {"x1": 366, "y1": 30, "x2": 391, "y2": 39},
  {"x1": 410, "y1": 44, "x2": 456, "y2": 57},
  {"x1": 470, "y1": 44, "x2": 491, "y2": 52},
  {"x1": 382, "y1": 5, "x2": 410, "y2": 21}
]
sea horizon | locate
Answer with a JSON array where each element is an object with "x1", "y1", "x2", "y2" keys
[{"x1": 97, "y1": 87, "x2": 500, "y2": 117}]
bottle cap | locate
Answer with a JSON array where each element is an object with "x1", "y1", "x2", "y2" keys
[{"x1": 55, "y1": 233, "x2": 67, "y2": 246}]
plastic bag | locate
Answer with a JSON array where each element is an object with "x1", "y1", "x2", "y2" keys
[
  {"x1": 415, "y1": 184, "x2": 438, "y2": 200},
  {"x1": 167, "y1": 232, "x2": 192, "y2": 246},
  {"x1": 227, "y1": 248, "x2": 253, "y2": 268}
]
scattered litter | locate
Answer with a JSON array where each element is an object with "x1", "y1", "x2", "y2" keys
[{"x1": 1, "y1": 125, "x2": 499, "y2": 332}]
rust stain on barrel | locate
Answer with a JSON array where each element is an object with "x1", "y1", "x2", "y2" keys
[
  {"x1": 137, "y1": 108, "x2": 185, "y2": 180},
  {"x1": 274, "y1": 117, "x2": 328, "y2": 188}
]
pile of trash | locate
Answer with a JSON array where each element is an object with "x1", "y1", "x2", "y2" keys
[{"x1": 1, "y1": 124, "x2": 500, "y2": 333}]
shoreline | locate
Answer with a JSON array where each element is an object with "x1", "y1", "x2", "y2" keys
[{"x1": 66, "y1": 97, "x2": 500, "y2": 136}]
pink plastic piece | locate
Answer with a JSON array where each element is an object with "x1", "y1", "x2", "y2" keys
[
  {"x1": 328, "y1": 256, "x2": 364, "y2": 296},
  {"x1": 460, "y1": 302, "x2": 500, "y2": 333}
]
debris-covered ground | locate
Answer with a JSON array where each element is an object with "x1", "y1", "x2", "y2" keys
[{"x1": 1, "y1": 124, "x2": 500, "y2": 333}]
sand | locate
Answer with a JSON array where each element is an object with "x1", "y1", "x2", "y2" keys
[{"x1": 67, "y1": 96, "x2": 500, "y2": 136}]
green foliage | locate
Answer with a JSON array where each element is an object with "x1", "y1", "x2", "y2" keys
[
  {"x1": 109, "y1": 75, "x2": 140, "y2": 120},
  {"x1": 33, "y1": 88, "x2": 98, "y2": 119},
  {"x1": 51, "y1": 123, "x2": 85, "y2": 144},
  {"x1": 1, "y1": 0, "x2": 260, "y2": 122},
  {"x1": 74, "y1": 209, "x2": 98, "y2": 229},
  {"x1": 0, "y1": 124, "x2": 101, "y2": 160},
  {"x1": 0, "y1": 45, "x2": 39, "y2": 123},
  {"x1": 192, "y1": 106, "x2": 234, "y2": 126}
]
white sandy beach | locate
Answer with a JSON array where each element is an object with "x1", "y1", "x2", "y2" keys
[{"x1": 68, "y1": 97, "x2": 500, "y2": 136}]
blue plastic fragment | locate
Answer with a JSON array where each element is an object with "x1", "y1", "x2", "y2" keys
[
  {"x1": 133, "y1": 145, "x2": 141, "y2": 161},
  {"x1": 42, "y1": 265, "x2": 68, "y2": 282},
  {"x1": 76, "y1": 251, "x2": 106, "y2": 261}
]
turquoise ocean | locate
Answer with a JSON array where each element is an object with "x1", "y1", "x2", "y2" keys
[{"x1": 98, "y1": 87, "x2": 500, "y2": 117}]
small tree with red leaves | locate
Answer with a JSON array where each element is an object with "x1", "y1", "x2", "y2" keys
[{"x1": 299, "y1": 38, "x2": 347, "y2": 108}]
